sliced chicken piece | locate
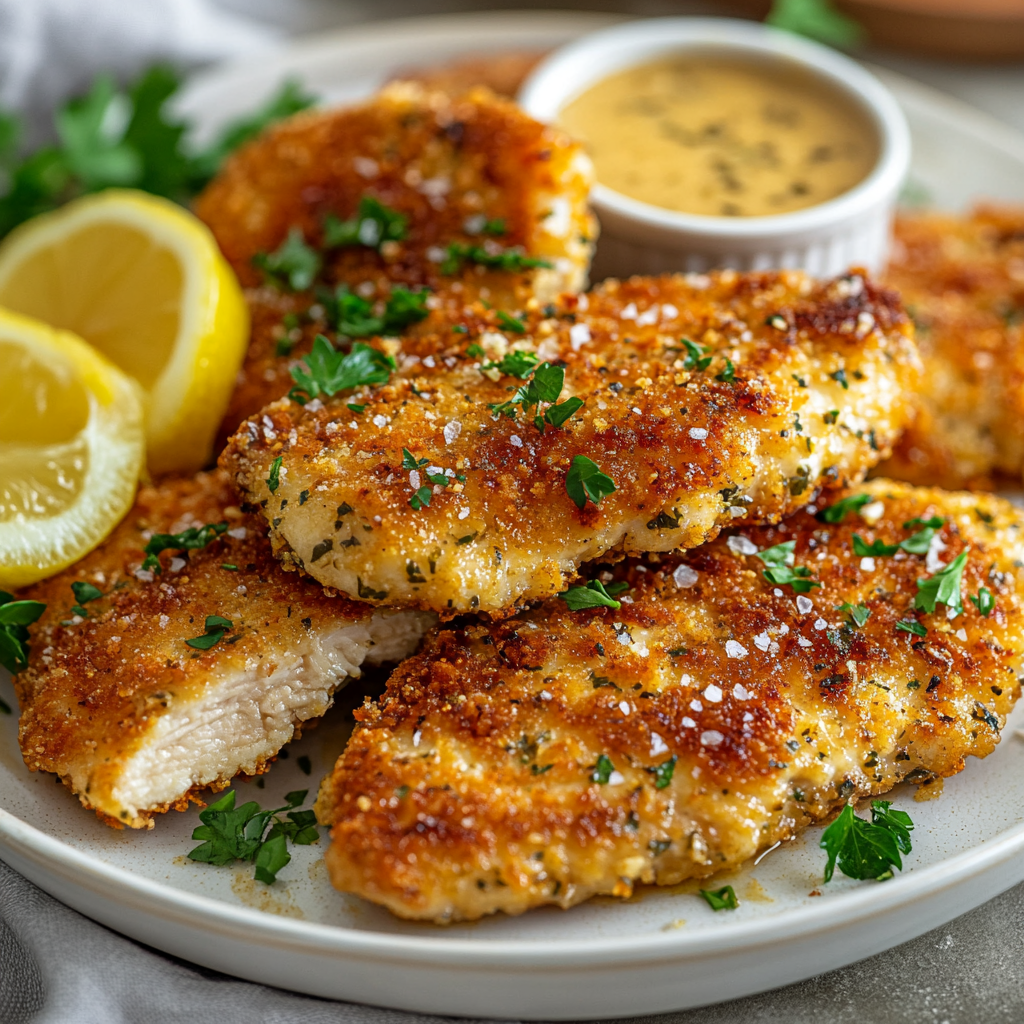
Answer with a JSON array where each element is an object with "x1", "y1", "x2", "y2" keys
[
  {"x1": 14, "y1": 470, "x2": 433, "y2": 828},
  {"x1": 195, "y1": 82, "x2": 596, "y2": 442},
  {"x1": 879, "y1": 205, "x2": 1024, "y2": 489},
  {"x1": 317, "y1": 479, "x2": 1024, "y2": 922},
  {"x1": 223, "y1": 270, "x2": 921, "y2": 614}
]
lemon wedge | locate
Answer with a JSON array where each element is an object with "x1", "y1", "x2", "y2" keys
[
  {"x1": 0, "y1": 308, "x2": 144, "y2": 589},
  {"x1": 0, "y1": 189, "x2": 248, "y2": 475}
]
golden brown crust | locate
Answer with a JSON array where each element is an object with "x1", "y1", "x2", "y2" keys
[
  {"x1": 15, "y1": 470, "x2": 400, "y2": 827},
  {"x1": 317, "y1": 480, "x2": 1024, "y2": 921},
  {"x1": 878, "y1": 205, "x2": 1024, "y2": 489},
  {"x1": 196, "y1": 83, "x2": 595, "y2": 443},
  {"x1": 389, "y1": 52, "x2": 546, "y2": 100},
  {"x1": 222, "y1": 269, "x2": 920, "y2": 614}
]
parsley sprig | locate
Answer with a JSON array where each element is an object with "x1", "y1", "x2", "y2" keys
[
  {"x1": 69, "y1": 580, "x2": 104, "y2": 617},
  {"x1": 558, "y1": 580, "x2": 628, "y2": 611},
  {"x1": 682, "y1": 338, "x2": 712, "y2": 372},
  {"x1": 0, "y1": 592, "x2": 46, "y2": 674},
  {"x1": 185, "y1": 614, "x2": 234, "y2": 651},
  {"x1": 821, "y1": 800, "x2": 914, "y2": 883},
  {"x1": 253, "y1": 228, "x2": 321, "y2": 291},
  {"x1": 487, "y1": 358, "x2": 583, "y2": 432},
  {"x1": 188, "y1": 788, "x2": 319, "y2": 885},
  {"x1": 914, "y1": 549, "x2": 969, "y2": 617},
  {"x1": 755, "y1": 541, "x2": 820, "y2": 593},
  {"x1": 323, "y1": 196, "x2": 407, "y2": 250},
  {"x1": 288, "y1": 336, "x2": 394, "y2": 404},
  {"x1": 440, "y1": 243, "x2": 552, "y2": 275},
  {"x1": 566, "y1": 455, "x2": 616, "y2": 509},
  {"x1": 320, "y1": 284, "x2": 430, "y2": 338},
  {"x1": 0, "y1": 68, "x2": 313, "y2": 238},
  {"x1": 141, "y1": 522, "x2": 228, "y2": 573},
  {"x1": 699, "y1": 885, "x2": 739, "y2": 911},
  {"x1": 818, "y1": 493, "x2": 870, "y2": 523}
]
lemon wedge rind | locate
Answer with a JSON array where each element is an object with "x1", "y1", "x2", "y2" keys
[
  {"x1": 0, "y1": 308, "x2": 144, "y2": 590},
  {"x1": 0, "y1": 189, "x2": 249, "y2": 475}
]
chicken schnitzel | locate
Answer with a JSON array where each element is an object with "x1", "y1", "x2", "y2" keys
[
  {"x1": 223, "y1": 270, "x2": 920, "y2": 614},
  {"x1": 14, "y1": 470, "x2": 433, "y2": 828},
  {"x1": 879, "y1": 205, "x2": 1024, "y2": 489},
  {"x1": 195, "y1": 82, "x2": 596, "y2": 441},
  {"x1": 316, "y1": 479, "x2": 1024, "y2": 921}
]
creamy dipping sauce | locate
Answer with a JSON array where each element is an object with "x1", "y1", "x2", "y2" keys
[{"x1": 559, "y1": 56, "x2": 879, "y2": 218}]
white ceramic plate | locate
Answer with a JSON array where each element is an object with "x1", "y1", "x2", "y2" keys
[{"x1": 4, "y1": 12, "x2": 1024, "y2": 1021}]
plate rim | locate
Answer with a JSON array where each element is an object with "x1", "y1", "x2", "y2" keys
[{"x1": 6, "y1": 4, "x2": 1024, "y2": 975}]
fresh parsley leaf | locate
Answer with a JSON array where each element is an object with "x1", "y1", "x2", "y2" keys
[
  {"x1": 650, "y1": 755, "x2": 677, "y2": 789},
  {"x1": 440, "y1": 242, "x2": 552, "y2": 275},
  {"x1": 766, "y1": 0, "x2": 864, "y2": 48},
  {"x1": 141, "y1": 521, "x2": 228, "y2": 573},
  {"x1": 558, "y1": 580, "x2": 623, "y2": 611},
  {"x1": 970, "y1": 587, "x2": 995, "y2": 617},
  {"x1": 71, "y1": 581, "x2": 103, "y2": 604},
  {"x1": 853, "y1": 535, "x2": 898, "y2": 557},
  {"x1": 0, "y1": 593, "x2": 46, "y2": 674},
  {"x1": 288, "y1": 336, "x2": 394, "y2": 404},
  {"x1": 409, "y1": 486, "x2": 433, "y2": 511},
  {"x1": 764, "y1": 564, "x2": 821, "y2": 593},
  {"x1": 896, "y1": 619, "x2": 927, "y2": 637},
  {"x1": 820, "y1": 801, "x2": 914, "y2": 884},
  {"x1": 402, "y1": 448, "x2": 429, "y2": 470},
  {"x1": 267, "y1": 457, "x2": 283, "y2": 494},
  {"x1": 188, "y1": 788, "x2": 319, "y2": 885},
  {"x1": 497, "y1": 310, "x2": 526, "y2": 333},
  {"x1": 899, "y1": 527, "x2": 937, "y2": 555},
  {"x1": 185, "y1": 614, "x2": 233, "y2": 651},
  {"x1": 253, "y1": 227, "x2": 321, "y2": 291},
  {"x1": 591, "y1": 753, "x2": 615, "y2": 784},
  {"x1": 543, "y1": 396, "x2": 584, "y2": 430},
  {"x1": 836, "y1": 602, "x2": 870, "y2": 628},
  {"x1": 381, "y1": 286, "x2": 430, "y2": 333},
  {"x1": 755, "y1": 541, "x2": 795, "y2": 568},
  {"x1": 818, "y1": 493, "x2": 871, "y2": 523},
  {"x1": 565, "y1": 455, "x2": 616, "y2": 509},
  {"x1": 681, "y1": 338, "x2": 712, "y2": 372},
  {"x1": 320, "y1": 284, "x2": 429, "y2": 338},
  {"x1": 491, "y1": 349, "x2": 539, "y2": 378},
  {"x1": 914, "y1": 549, "x2": 969, "y2": 616},
  {"x1": 830, "y1": 368, "x2": 849, "y2": 389},
  {"x1": 699, "y1": 885, "x2": 739, "y2": 911},
  {"x1": 323, "y1": 196, "x2": 408, "y2": 250},
  {"x1": 715, "y1": 357, "x2": 736, "y2": 383},
  {"x1": 904, "y1": 515, "x2": 944, "y2": 530}
]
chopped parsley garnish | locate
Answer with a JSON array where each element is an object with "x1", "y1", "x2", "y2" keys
[
  {"x1": 68, "y1": 580, "x2": 103, "y2": 615},
  {"x1": 715, "y1": 358, "x2": 736, "y2": 383},
  {"x1": 252, "y1": 227, "x2": 321, "y2": 291},
  {"x1": 818, "y1": 493, "x2": 870, "y2": 523},
  {"x1": 836, "y1": 602, "x2": 870, "y2": 628},
  {"x1": 591, "y1": 753, "x2": 616, "y2": 784},
  {"x1": 488, "y1": 359, "x2": 583, "y2": 431},
  {"x1": 914, "y1": 549, "x2": 969, "y2": 616},
  {"x1": 971, "y1": 587, "x2": 995, "y2": 617},
  {"x1": 853, "y1": 535, "x2": 898, "y2": 557},
  {"x1": 896, "y1": 619, "x2": 927, "y2": 637},
  {"x1": 497, "y1": 311, "x2": 526, "y2": 334},
  {"x1": 650, "y1": 755, "x2": 677, "y2": 789},
  {"x1": 899, "y1": 526, "x2": 938, "y2": 555},
  {"x1": 558, "y1": 580, "x2": 628, "y2": 611},
  {"x1": 221, "y1": 564, "x2": 238, "y2": 572},
  {"x1": 681, "y1": 338, "x2": 712, "y2": 372},
  {"x1": 565, "y1": 455, "x2": 616, "y2": 509},
  {"x1": 823, "y1": 409, "x2": 839, "y2": 425},
  {"x1": 141, "y1": 521, "x2": 229, "y2": 572},
  {"x1": 321, "y1": 284, "x2": 430, "y2": 338},
  {"x1": 765, "y1": 0, "x2": 863, "y2": 48},
  {"x1": 409, "y1": 487, "x2": 433, "y2": 511},
  {"x1": 904, "y1": 515, "x2": 944, "y2": 530},
  {"x1": 0, "y1": 592, "x2": 46, "y2": 674},
  {"x1": 820, "y1": 801, "x2": 914, "y2": 883},
  {"x1": 266, "y1": 456, "x2": 283, "y2": 494},
  {"x1": 323, "y1": 196, "x2": 408, "y2": 250},
  {"x1": 402, "y1": 448, "x2": 429, "y2": 470},
  {"x1": 699, "y1": 885, "x2": 739, "y2": 911},
  {"x1": 288, "y1": 336, "x2": 394, "y2": 404},
  {"x1": 755, "y1": 541, "x2": 820, "y2": 593},
  {"x1": 830, "y1": 368, "x2": 849, "y2": 390},
  {"x1": 188, "y1": 788, "x2": 319, "y2": 885},
  {"x1": 440, "y1": 242, "x2": 552, "y2": 275},
  {"x1": 185, "y1": 614, "x2": 233, "y2": 650}
]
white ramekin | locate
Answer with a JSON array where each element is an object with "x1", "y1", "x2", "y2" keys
[{"x1": 518, "y1": 18, "x2": 910, "y2": 279}]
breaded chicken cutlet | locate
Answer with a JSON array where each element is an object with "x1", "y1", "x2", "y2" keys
[
  {"x1": 316, "y1": 480, "x2": 1024, "y2": 922},
  {"x1": 878, "y1": 206, "x2": 1024, "y2": 489},
  {"x1": 223, "y1": 270, "x2": 920, "y2": 614},
  {"x1": 15, "y1": 471, "x2": 433, "y2": 829},
  {"x1": 195, "y1": 82, "x2": 595, "y2": 440}
]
